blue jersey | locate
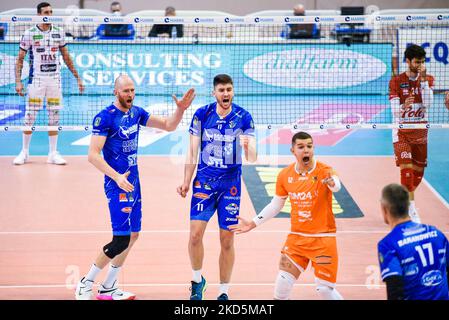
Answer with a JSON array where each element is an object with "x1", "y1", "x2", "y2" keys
[
  {"x1": 189, "y1": 102, "x2": 255, "y2": 179},
  {"x1": 92, "y1": 104, "x2": 150, "y2": 192},
  {"x1": 378, "y1": 221, "x2": 449, "y2": 300}
]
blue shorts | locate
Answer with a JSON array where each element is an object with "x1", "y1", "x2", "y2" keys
[
  {"x1": 106, "y1": 182, "x2": 142, "y2": 236},
  {"x1": 190, "y1": 175, "x2": 241, "y2": 230}
]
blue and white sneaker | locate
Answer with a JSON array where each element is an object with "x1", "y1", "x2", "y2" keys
[
  {"x1": 190, "y1": 276, "x2": 207, "y2": 300},
  {"x1": 217, "y1": 293, "x2": 229, "y2": 300}
]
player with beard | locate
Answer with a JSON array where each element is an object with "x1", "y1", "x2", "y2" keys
[
  {"x1": 389, "y1": 44, "x2": 434, "y2": 223},
  {"x1": 75, "y1": 74, "x2": 195, "y2": 300},
  {"x1": 177, "y1": 74, "x2": 257, "y2": 300},
  {"x1": 230, "y1": 131, "x2": 343, "y2": 300}
]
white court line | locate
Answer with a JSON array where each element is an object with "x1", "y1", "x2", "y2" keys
[
  {"x1": 0, "y1": 283, "x2": 384, "y2": 289},
  {"x1": 0, "y1": 230, "x2": 389, "y2": 235},
  {"x1": 423, "y1": 178, "x2": 449, "y2": 211},
  {"x1": 0, "y1": 230, "x2": 448, "y2": 235}
]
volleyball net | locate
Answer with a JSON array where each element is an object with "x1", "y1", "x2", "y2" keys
[{"x1": 0, "y1": 13, "x2": 448, "y2": 131}]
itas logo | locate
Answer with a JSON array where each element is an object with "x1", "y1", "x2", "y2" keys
[
  {"x1": 285, "y1": 17, "x2": 290, "y2": 23},
  {"x1": 11, "y1": 16, "x2": 17, "y2": 22},
  {"x1": 421, "y1": 270, "x2": 443, "y2": 287},
  {"x1": 73, "y1": 17, "x2": 78, "y2": 23},
  {"x1": 314, "y1": 17, "x2": 320, "y2": 22},
  {"x1": 104, "y1": 17, "x2": 110, "y2": 23},
  {"x1": 437, "y1": 15, "x2": 449, "y2": 20},
  {"x1": 406, "y1": 15, "x2": 427, "y2": 21},
  {"x1": 254, "y1": 17, "x2": 260, "y2": 23},
  {"x1": 224, "y1": 17, "x2": 230, "y2": 23},
  {"x1": 134, "y1": 17, "x2": 140, "y2": 23},
  {"x1": 345, "y1": 16, "x2": 351, "y2": 22},
  {"x1": 164, "y1": 17, "x2": 170, "y2": 23},
  {"x1": 194, "y1": 17, "x2": 200, "y2": 23},
  {"x1": 12, "y1": 16, "x2": 32, "y2": 22},
  {"x1": 400, "y1": 151, "x2": 412, "y2": 159},
  {"x1": 42, "y1": 17, "x2": 48, "y2": 22}
]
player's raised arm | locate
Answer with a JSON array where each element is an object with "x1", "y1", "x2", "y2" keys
[
  {"x1": 146, "y1": 88, "x2": 195, "y2": 131},
  {"x1": 177, "y1": 134, "x2": 200, "y2": 198},
  {"x1": 88, "y1": 135, "x2": 134, "y2": 193},
  {"x1": 445, "y1": 91, "x2": 449, "y2": 110},
  {"x1": 419, "y1": 64, "x2": 433, "y2": 108},
  {"x1": 60, "y1": 46, "x2": 84, "y2": 94}
]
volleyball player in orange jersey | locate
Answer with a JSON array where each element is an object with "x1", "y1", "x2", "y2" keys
[
  {"x1": 230, "y1": 131, "x2": 343, "y2": 300},
  {"x1": 389, "y1": 44, "x2": 434, "y2": 223}
]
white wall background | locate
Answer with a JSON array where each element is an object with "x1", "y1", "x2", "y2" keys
[{"x1": 1, "y1": 0, "x2": 448, "y2": 15}]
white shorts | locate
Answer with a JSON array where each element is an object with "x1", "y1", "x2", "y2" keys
[{"x1": 27, "y1": 76, "x2": 63, "y2": 112}]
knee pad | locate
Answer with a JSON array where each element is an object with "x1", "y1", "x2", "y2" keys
[
  {"x1": 274, "y1": 270, "x2": 296, "y2": 300},
  {"x1": 24, "y1": 110, "x2": 38, "y2": 126},
  {"x1": 103, "y1": 235, "x2": 131, "y2": 259},
  {"x1": 413, "y1": 170, "x2": 424, "y2": 189},
  {"x1": 315, "y1": 279, "x2": 343, "y2": 300},
  {"x1": 48, "y1": 109, "x2": 60, "y2": 126},
  {"x1": 400, "y1": 168, "x2": 415, "y2": 192}
]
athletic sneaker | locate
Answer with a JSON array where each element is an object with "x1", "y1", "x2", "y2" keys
[
  {"x1": 75, "y1": 277, "x2": 94, "y2": 300},
  {"x1": 190, "y1": 276, "x2": 207, "y2": 300},
  {"x1": 217, "y1": 293, "x2": 229, "y2": 300},
  {"x1": 47, "y1": 151, "x2": 67, "y2": 165},
  {"x1": 13, "y1": 150, "x2": 29, "y2": 165},
  {"x1": 96, "y1": 281, "x2": 136, "y2": 300}
]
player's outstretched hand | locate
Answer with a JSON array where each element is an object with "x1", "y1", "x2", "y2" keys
[
  {"x1": 177, "y1": 183, "x2": 189, "y2": 198},
  {"x1": 172, "y1": 88, "x2": 196, "y2": 111},
  {"x1": 116, "y1": 171, "x2": 134, "y2": 193},
  {"x1": 228, "y1": 216, "x2": 256, "y2": 234},
  {"x1": 322, "y1": 173, "x2": 336, "y2": 188},
  {"x1": 16, "y1": 82, "x2": 25, "y2": 96}
]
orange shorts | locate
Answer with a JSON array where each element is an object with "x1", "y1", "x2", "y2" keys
[{"x1": 281, "y1": 233, "x2": 338, "y2": 284}]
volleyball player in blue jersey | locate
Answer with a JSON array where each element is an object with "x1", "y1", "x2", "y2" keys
[
  {"x1": 75, "y1": 74, "x2": 195, "y2": 300},
  {"x1": 177, "y1": 74, "x2": 257, "y2": 300},
  {"x1": 378, "y1": 183, "x2": 449, "y2": 300}
]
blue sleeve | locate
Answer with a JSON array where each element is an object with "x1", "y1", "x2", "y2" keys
[
  {"x1": 189, "y1": 109, "x2": 202, "y2": 136},
  {"x1": 241, "y1": 111, "x2": 255, "y2": 136},
  {"x1": 378, "y1": 241, "x2": 403, "y2": 281},
  {"x1": 92, "y1": 111, "x2": 110, "y2": 136},
  {"x1": 138, "y1": 107, "x2": 150, "y2": 126}
]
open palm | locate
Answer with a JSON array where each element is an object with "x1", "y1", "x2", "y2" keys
[{"x1": 172, "y1": 88, "x2": 196, "y2": 111}]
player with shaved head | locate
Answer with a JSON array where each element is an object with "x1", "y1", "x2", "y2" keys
[{"x1": 75, "y1": 74, "x2": 195, "y2": 300}]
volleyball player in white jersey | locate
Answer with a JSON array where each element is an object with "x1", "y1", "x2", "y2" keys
[{"x1": 14, "y1": 2, "x2": 84, "y2": 165}]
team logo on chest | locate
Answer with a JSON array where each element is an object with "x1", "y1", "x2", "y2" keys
[{"x1": 119, "y1": 123, "x2": 138, "y2": 139}]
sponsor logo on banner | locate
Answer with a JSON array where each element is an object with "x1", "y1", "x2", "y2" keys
[
  {"x1": 406, "y1": 15, "x2": 427, "y2": 21},
  {"x1": 193, "y1": 192, "x2": 210, "y2": 199},
  {"x1": 243, "y1": 49, "x2": 387, "y2": 89},
  {"x1": 134, "y1": 17, "x2": 140, "y2": 23},
  {"x1": 121, "y1": 207, "x2": 132, "y2": 214}
]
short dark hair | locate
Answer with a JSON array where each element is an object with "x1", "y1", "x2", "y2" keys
[
  {"x1": 165, "y1": 6, "x2": 176, "y2": 15},
  {"x1": 37, "y1": 2, "x2": 51, "y2": 14},
  {"x1": 381, "y1": 183, "x2": 410, "y2": 218},
  {"x1": 111, "y1": 1, "x2": 121, "y2": 7},
  {"x1": 213, "y1": 74, "x2": 233, "y2": 87},
  {"x1": 404, "y1": 44, "x2": 426, "y2": 61},
  {"x1": 291, "y1": 131, "x2": 313, "y2": 145}
]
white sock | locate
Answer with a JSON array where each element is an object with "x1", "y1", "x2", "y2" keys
[
  {"x1": 102, "y1": 264, "x2": 121, "y2": 288},
  {"x1": 49, "y1": 135, "x2": 58, "y2": 154},
  {"x1": 274, "y1": 270, "x2": 296, "y2": 300},
  {"x1": 219, "y1": 283, "x2": 229, "y2": 295},
  {"x1": 22, "y1": 133, "x2": 32, "y2": 153},
  {"x1": 192, "y1": 269, "x2": 202, "y2": 283},
  {"x1": 316, "y1": 284, "x2": 343, "y2": 300},
  {"x1": 85, "y1": 264, "x2": 102, "y2": 282}
]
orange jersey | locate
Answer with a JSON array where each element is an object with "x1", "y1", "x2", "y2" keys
[
  {"x1": 276, "y1": 161, "x2": 336, "y2": 235},
  {"x1": 389, "y1": 72, "x2": 434, "y2": 143}
]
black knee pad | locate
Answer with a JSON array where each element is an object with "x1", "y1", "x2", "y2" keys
[{"x1": 103, "y1": 235, "x2": 131, "y2": 259}]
